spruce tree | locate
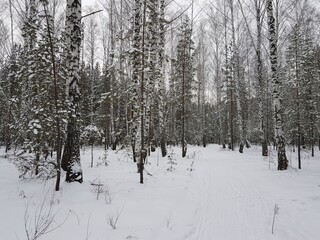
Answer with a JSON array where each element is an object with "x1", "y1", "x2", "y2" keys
[{"x1": 175, "y1": 16, "x2": 194, "y2": 157}]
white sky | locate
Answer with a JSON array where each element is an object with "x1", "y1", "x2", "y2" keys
[{"x1": 83, "y1": 0, "x2": 97, "y2": 7}]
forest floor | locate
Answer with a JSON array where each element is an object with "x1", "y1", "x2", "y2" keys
[{"x1": 0, "y1": 144, "x2": 320, "y2": 240}]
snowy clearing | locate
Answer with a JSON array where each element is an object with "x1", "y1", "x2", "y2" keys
[{"x1": 1, "y1": 145, "x2": 320, "y2": 240}]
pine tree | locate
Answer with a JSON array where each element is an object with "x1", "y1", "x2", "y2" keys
[
  {"x1": 3, "y1": 44, "x2": 21, "y2": 153},
  {"x1": 175, "y1": 16, "x2": 194, "y2": 157}
]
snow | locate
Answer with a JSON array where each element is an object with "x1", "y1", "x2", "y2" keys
[{"x1": 1, "y1": 145, "x2": 320, "y2": 240}]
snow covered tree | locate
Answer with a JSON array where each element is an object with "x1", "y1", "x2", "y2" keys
[
  {"x1": 194, "y1": 23, "x2": 208, "y2": 147},
  {"x1": 130, "y1": 0, "x2": 142, "y2": 163},
  {"x1": 1, "y1": 44, "x2": 21, "y2": 153},
  {"x1": 284, "y1": 1, "x2": 319, "y2": 166},
  {"x1": 61, "y1": 0, "x2": 83, "y2": 183},
  {"x1": 175, "y1": 16, "x2": 194, "y2": 157},
  {"x1": 158, "y1": 0, "x2": 167, "y2": 157},
  {"x1": 229, "y1": 0, "x2": 245, "y2": 153},
  {"x1": 40, "y1": 0, "x2": 67, "y2": 190},
  {"x1": 254, "y1": 0, "x2": 268, "y2": 156},
  {"x1": 267, "y1": 0, "x2": 288, "y2": 170}
]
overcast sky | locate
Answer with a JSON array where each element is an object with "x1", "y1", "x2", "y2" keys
[{"x1": 83, "y1": 0, "x2": 98, "y2": 7}]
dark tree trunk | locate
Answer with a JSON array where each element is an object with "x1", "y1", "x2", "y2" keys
[
  {"x1": 298, "y1": 134, "x2": 301, "y2": 169},
  {"x1": 239, "y1": 143, "x2": 244, "y2": 153},
  {"x1": 203, "y1": 135, "x2": 207, "y2": 148},
  {"x1": 35, "y1": 152, "x2": 40, "y2": 175},
  {"x1": 160, "y1": 137, "x2": 167, "y2": 157},
  {"x1": 262, "y1": 140, "x2": 268, "y2": 156},
  {"x1": 277, "y1": 136, "x2": 288, "y2": 170},
  {"x1": 311, "y1": 131, "x2": 314, "y2": 157},
  {"x1": 111, "y1": 138, "x2": 117, "y2": 151},
  {"x1": 182, "y1": 141, "x2": 187, "y2": 158},
  {"x1": 62, "y1": 118, "x2": 83, "y2": 182}
]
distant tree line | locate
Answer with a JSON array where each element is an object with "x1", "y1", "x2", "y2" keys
[{"x1": 0, "y1": 0, "x2": 320, "y2": 186}]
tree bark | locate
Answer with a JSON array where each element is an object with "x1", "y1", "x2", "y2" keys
[
  {"x1": 62, "y1": 0, "x2": 83, "y2": 182},
  {"x1": 266, "y1": 0, "x2": 288, "y2": 170},
  {"x1": 255, "y1": 0, "x2": 268, "y2": 156},
  {"x1": 159, "y1": 0, "x2": 167, "y2": 157}
]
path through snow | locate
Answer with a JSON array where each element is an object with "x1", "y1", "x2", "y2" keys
[{"x1": 181, "y1": 146, "x2": 272, "y2": 240}]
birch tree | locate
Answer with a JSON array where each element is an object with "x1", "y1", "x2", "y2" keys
[
  {"x1": 267, "y1": 0, "x2": 288, "y2": 170},
  {"x1": 237, "y1": 0, "x2": 268, "y2": 155},
  {"x1": 61, "y1": 0, "x2": 83, "y2": 182},
  {"x1": 254, "y1": 0, "x2": 268, "y2": 156}
]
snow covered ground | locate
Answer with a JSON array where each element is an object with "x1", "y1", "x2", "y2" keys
[{"x1": 1, "y1": 144, "x2": 320, "y2": 240}]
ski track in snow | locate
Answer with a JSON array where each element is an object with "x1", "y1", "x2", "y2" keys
[{"x1": 183, "y1": 147, "x2": 271, "y2": 240}]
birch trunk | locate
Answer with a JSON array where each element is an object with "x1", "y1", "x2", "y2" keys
[
  {"x1": 159, "y1": 0, "x2": 167, "y2": 157},
  {"x1": 131, "y1": 0, "x2": 142, "y2": 162},
  {"x1": 266, "y1": 0, "x2": 288, "y2": 170},
  {"x1": 62, "y1": 0, "x2": 83, "y2": 182}
]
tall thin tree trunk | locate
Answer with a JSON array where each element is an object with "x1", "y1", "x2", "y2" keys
[
  {"x1": 254, "y1": 0, "x2": 268, "y2": 156},
  {"x1": 229, "y1": 0, "x2": 244, "y2": 153},
  {"x1": 159, "y1": 0, "x2": 167, "y2": 157},
  {"x1": 182, "y1": 52, "x2": 186, "y2": 157},
  {"x1": 138, "y1": 0, "x2": 148, "y2": 183},
  {"x1": 42, "y1": 2, "x2": 62, "y2": 191},
  {"x1": 62, "y1": 0, "x2": 83, "y2": 182},
  {"x1": 294, "y1": 32, "x2": 301, "y2": 169},
  {"x1": 266, "y1": 0, "x2": 288, "y2": 170},
  {"x1": 131, "y1": 0, "x2": 141, "y2": 163}
]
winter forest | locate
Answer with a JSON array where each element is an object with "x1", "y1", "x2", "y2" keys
[{"x1": 0, "y1": 0, "x2": 320, "y2": 239}]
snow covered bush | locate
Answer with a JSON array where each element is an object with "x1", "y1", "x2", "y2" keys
[
  {"x1": 10, "y1": 151, "x2": 56, "y2": 180},
  {"x1": 81, "y1": 125, "x2": 101, "y2": 147},
  {"x1": 81, "y1": 125, "x2": 102, "y2": 167}
]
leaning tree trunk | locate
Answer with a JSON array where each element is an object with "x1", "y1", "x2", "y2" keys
[
  {"x1": 266, "y1": 0, "x2": 288, "y2": 170},
  {"x1": 61, "y1": 0, "x2": 83, "y2": 182}
]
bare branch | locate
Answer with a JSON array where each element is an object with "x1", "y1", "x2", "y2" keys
[{"x1": 81, "y1": 9, "x2": 103, "y2": 20}]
